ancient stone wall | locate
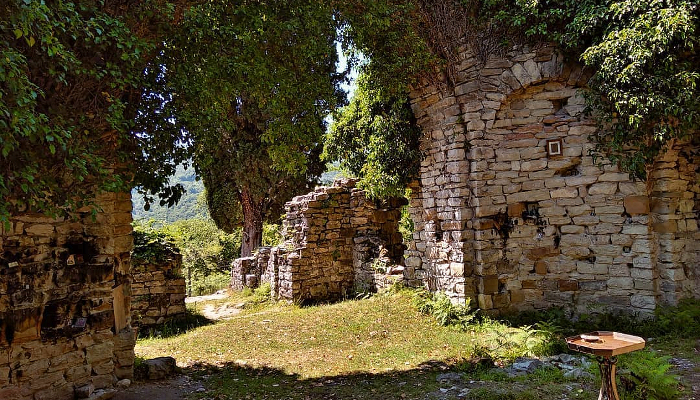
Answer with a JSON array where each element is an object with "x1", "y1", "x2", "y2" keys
[
  {"x1": 0, "y1": 192, "x2": 135, "y2": 399},
  {"x1": 131, "y1": 250, "x2": 186, "y2": 328},
  {"x1": 407, "y1": 44, "x2": 699, "y2": 315},
  {"x1": 231, "y1": 180, "x2": 405, "y2": 302}
]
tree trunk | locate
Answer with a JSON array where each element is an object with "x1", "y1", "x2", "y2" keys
[{"x1": 240, "y1": 188, "x2": 264, "y2": 257}]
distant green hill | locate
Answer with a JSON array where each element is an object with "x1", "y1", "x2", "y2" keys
[
  {"x1": 131, "y1": 164, "x2": 346, "y2": 224},
  {"x1": 132, "y1": 165, "x2": 209, "y2": 223}
]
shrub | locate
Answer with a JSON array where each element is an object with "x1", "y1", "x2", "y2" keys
[
  {"x1": 413, "y1": 290, "x2": 476, "y2": 329},
  {"x1": 617, "y1": 350, "x2": 680, "y2": 400}
]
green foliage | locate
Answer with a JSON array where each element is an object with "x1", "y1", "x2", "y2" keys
[
  {"x1": 413, "y1": 290, "x2": 477, "y2": 329},
  {"x1": 337, "y1": 0, "x2": 699, "y2": 180},
  {"x1": 617, "y1": 350, "x2": 681, "y2": 400},
  {"x1": 189, "y1": 272, "x2": 231, "y2": 298},
  {"x1": 252, "y1": 283, "x2": 272, "y2": 304},
  {"x1": 399, "y1": 189, "x2": 415, "y2": 243},
  {"x1": 0, "y1": 0, "x2": 183, "y2": 225},
  {"x1": 262, "y1": 224, "x2": 283, "y2": 247},
  {"x1": 652, "y1": 299, "x2": 700, "y2": 338},
  {"x1": 470, "y1": 0, "x2": 699, "y2": 177},
  {"x1": 336, "y1": 0, "x2": 436, "y2": 96},
  {"x1": 505, "y1": 299, "x2": 700, "y2": 340},
  {"x1": 132, "y1": 225, "x2": 179, "y2": 264},
  {"x1": 571, "y1": 0, "x2": 700, "y2": 178},
  {"x1": 134, "y1": 218, "x2": 240, "y2": 296},
  {"x1": 139, "y1": 0, "x2": 343, "y2": 255},
  {"x1": 324, "y1": 73, "x2": 422, "y2": 199}
]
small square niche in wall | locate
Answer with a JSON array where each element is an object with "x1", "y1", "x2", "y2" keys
[{"x1": 546, "y1": 138, "x2": 563, "y2": 156}]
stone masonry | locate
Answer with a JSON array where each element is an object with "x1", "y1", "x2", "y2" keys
[
  {"x1": 131, "y1": 249, "x2": 186, "y2": 328},
  {"x1": 231, "y1": 179, "x2": 406, "y2": 302},
  {"x1": 0, "y1": 192, "x2": 136, "y2": 399},
  {"x1": 406, "y1": 44, "x2": 699, "y2": 314},
  {"x1": 230, "y1": 44, "x2": 698, "y2": 316}
]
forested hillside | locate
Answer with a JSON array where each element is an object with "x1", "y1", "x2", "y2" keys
[{"x1": 132, "y1": 165, "x2": 207, "y2": 223}]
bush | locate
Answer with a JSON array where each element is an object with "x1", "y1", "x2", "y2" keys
[
  {"x1": 189, "y1": 272, "x2": 230, "y2": 297},
  {"x1": 413, "y1": 290, "x2": 476, "y2": 329},
  {"x1": 617, "y1": 350, "x2": 680, "y2": 400}
]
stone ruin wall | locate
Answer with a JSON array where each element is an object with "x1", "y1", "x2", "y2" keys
[
  {"x1": 0, "y1": 192, "x2": 135, "y2": 400},
  {"x1": 407, "y1": 44, "x2": 700, "y2": 315},
  {"x1": 231, "y1": 180, "x2": 406, "y2": 302},
  {"x1": 131, "y1": 251, "x2": 186, "y2": 328}
]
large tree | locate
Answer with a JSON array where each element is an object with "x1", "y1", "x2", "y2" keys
[{"x1": 140, "y1": 0, "x2": 343, "y2": 256}]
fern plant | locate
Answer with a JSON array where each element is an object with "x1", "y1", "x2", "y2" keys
[
  {"x1": 413, "y1": 290, "x2": 476, "y2": 330},
  {"x1": 617, "y1": 350, "x2": 680, "y2": 400}
]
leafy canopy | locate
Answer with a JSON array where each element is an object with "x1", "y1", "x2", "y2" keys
[
  {"x1": 324, "y1": 72, "x2": 422, "y2": 199},
  {"x1": 0, "y1": 0, "x2": 201, "y2": 227},
  {"x1": 139, "y1": 0, "x2": 343, "y2": 236}
]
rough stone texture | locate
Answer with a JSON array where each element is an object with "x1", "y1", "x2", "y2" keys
[
  {"x1": 0, "y1": 191, "x2": 136, "y2": 398},
  {"x1": 407, "y1": 44, "x2": 699, "y2": 314},
  {"x1": 231, "y1": 179, "x2": 406, "y2": 302},
  {"x1": 131, "y1": 250, "x2": 186, "y2": 327},
  {"x1": 143, "y1": 357, "x2": 177, "y2": 380}
]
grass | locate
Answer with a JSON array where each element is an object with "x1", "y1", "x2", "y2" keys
[
  {"x1": 136, "y1": 289, "x2": 556, "y2": 378},
  {"x1": 133, "y1": 289, "x2": 698, "y2": 400}
]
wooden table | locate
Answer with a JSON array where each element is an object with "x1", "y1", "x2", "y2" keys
[{"x1": 566, "y1": 331, "x2": 646, "y2": 400}]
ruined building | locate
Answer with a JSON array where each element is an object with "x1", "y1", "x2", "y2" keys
[
  {"x1": 235, "y1": 44, "x2": 699, "y2": 316},
  {"x1": 404, "y1": 44, "x2": 699, "y2": 314},
  {"x1": 233, "y1": 179, "x2": 406, "y2": 302}
]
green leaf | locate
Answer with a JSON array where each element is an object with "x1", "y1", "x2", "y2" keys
[{"x1": 14, "y1": 29, "x2": 23, "y2": 39}]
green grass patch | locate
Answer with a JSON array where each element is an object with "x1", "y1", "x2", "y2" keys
[{"x1": 134, "y1": 289, "x2": 695, "y2": 400}]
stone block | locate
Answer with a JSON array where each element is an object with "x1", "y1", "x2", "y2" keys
[
  {"x1": 86, "y1": 342, "x2": 114, "y2": 364},
  {"x1": 630, "y1": 295, "x2": 656, "y2": 310},
  {"x1": 477, "y1": 294, "x2": 494, "y2": 309},
  {"x1": 550, "y1": 187, "x2": 578, "y2": 198},
  {"x1": 558, "y1": 280, "x2": 578, "y2": 292},
  {"x1": 521, "y1": 160, "x2": 547, "y2": 172},
  {"x1": 479, "y1": 276, "x2": 499, "y2": 294},
  {"x1": 596, "y1": 295, "x2": 631, "y2": 307},
  {"x1": 534, "y1": 261, "x2": 547, "y2": 275},
  {"x1": 624, "y1": 196, "x2": 649, "y2": 215},
  {"x1": 560, "y1": 225, "x2": 584, "y2": 234},
  {"x1": 526, "y1": 246, "x2": 560, "y2": 260},
  {"x1": 507, "y1": 190, "x2": 551, "y2": 203},
  {"x1": 607, "y1": 277, "x2": 633, "y2": 289},
  {"x1": 653, "y1": 221, "x2": 677, "y2": 233},
  {"x1": 587, "y1": 182, "x2": 618, "y2": 196},
  {"x1": 543, "y1": 291, "x2": 573, "y2": 303},
  {"x1": 578, "y1": 280, "x2": 607, "y2": 291},
  {"x1": 24, "y1": 224, "x2": 55, "y2": 236}
]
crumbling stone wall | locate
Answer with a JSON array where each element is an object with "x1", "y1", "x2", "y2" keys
[
  {"x1": 0, "y1": 192, "x2": 135, "y2": 399},
  {"x1": 231, "y1": 179, "x2": 406, "y2": 302},
  {"x1": 131, "y1": 250, "x2": 186, "y2": 328},
  {"x1": 407, "y1": 44, "x2": 699, "y2": 314}
]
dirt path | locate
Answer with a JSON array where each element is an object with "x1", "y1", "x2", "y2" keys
[
  {"x1": 672, "y1": 356, "x2": 700, "y2": 400},
  {"x1": 113, "y1": 375, "x2": 204, "y2": 400},
  {"x1": 186, "y1": 291, "x2": 243, "y2": 320}
]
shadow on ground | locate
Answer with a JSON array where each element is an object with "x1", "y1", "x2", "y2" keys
[{"x1": 176, "y1": 359, "x2": 595, "y2": 400}]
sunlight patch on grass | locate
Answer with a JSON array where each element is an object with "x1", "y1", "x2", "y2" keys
[{"x1": 135, "y1": 290, "x2": 554, "y2": 380}]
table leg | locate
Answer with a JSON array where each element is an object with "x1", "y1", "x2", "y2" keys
[{"x1": 597, "y1": 356, "x2": 619, "y2": 400}]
